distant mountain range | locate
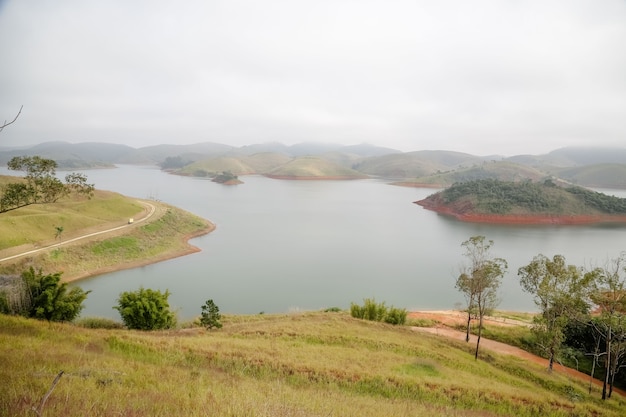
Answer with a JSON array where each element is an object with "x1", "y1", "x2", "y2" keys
[{"x1": 1, "y1": 141, "x2": 625, "y2": 189}]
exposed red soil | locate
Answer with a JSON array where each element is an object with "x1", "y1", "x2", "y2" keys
[
  {"x1": 415, "y1": 195, "x2": 626, "y2": 225},
  {"x1": 409, "y1": 311, "x2": 625, "y2": 397}
]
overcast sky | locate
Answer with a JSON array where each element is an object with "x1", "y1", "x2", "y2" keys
[{"x1": 0, "y1": 0, "x2": 624, "y2": 156}]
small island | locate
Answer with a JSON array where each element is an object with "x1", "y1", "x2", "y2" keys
[
  {"x1": 212, "y1": 171, "x2": 243, "y2": 185},
  {"x1": 415, "y1": 179, "x2": 626, "y2": 225}
]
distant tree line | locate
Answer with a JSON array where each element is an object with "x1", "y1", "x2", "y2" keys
[
  {"x1": 0, "y1": 156, "x2": 94, "y2": 213},
  {"x1": 160, "y1": 156, "x2": 191, "y2": 170}
]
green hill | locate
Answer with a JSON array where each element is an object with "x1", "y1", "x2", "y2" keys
[
  {"x1": 555, "y1": 164, "x2": 626, "y2": 189},
  {"x1": 418, "y1": 179, "x2": 626, "y2": 217},
  {"x1": 403, "y1": 161, "x2": 550, "y2": 187},
  {"x1": 354, "y1": 151, "x2": 483, "y2": 178},
  {"x1": 241, "y1": 152, "x2": 293, "y2": 173},
  {"x1": 0, "y1": 177, "x2": 142, "y2": 250},
  {"x1": 266, "y1": 156, "x2": 367, "y2": 179},
  {"x1": 1, "y1": 312, "x2": 623, "y2": 416},
  {"x1": 0, "y1": 177, "x2": 212, "y2": 281},
  {"x1": 177, "y1": 157, "x2": 255, "y2": 177}
]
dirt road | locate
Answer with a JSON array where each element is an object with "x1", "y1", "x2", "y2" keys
[
  {"x1": 410, "y1": 311, "x2": 623, "y2": 397},
  {"x1": 0, "y1": 200, "x2": 157, "y2": 263}
]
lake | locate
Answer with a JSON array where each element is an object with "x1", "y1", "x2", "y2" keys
[{"x1": 8, "y1": 165, "x2": 626, "y2": 319}]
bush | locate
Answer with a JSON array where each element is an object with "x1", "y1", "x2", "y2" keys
[
  {"x1": 384, "y1": 307, "x2": 407, "y2": 325},
  {"x1": 0, "y1": 268, "x2": 90, "y2": 322},
  {"x1": 199, "y1": 299, "x2": 222, "y2": 330},
  {"x1": 350, "y1": 298, "x2": 406, "y2": 325},
  {"x1": 114, "y1": 287, "x2": 175, "y2": 330}
]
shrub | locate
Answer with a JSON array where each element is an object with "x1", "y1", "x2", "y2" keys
[
  {"x1": 384, "y1": 307, "x2": 407, "y2": 325},
  {"x1": 1, "y1": 268, "x2": 90, "y2": 322},
  {"x1": 350, "y1": 298, "x2": 406, "y2": 325},
  {"x1": 199, "y1": 299, "x2": 222, "y2": 330},
  {"x1": 114, "y1": 287, "x2": 175, "y2": 330},
  {"x1": 25, "y1": 270, "x2": 90, "y2": 322}
]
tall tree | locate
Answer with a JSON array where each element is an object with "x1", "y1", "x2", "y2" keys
[
  {"x1": 518, "y1": 254, "x2": 593, "y2": 372},
  {"x1": 456, "y1": 236, "x2": 507, "y2": 359},
  {"x1": 589, "y1": 253, "x2": 626, "y2": 399}
]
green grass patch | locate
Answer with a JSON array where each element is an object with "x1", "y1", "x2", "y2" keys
[
  {"x1": 0, "y1": 189, "x2": 141, "y2": 249},
  {"x1": 91, "y1": 236, "x2": 140, "y2": 257}
]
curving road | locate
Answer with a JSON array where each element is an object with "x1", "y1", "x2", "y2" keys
[{"x1": 0, "y1": 201, "x2": 156, "y2": 263}]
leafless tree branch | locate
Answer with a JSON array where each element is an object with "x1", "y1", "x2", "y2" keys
[
  {"x1": 0, "y1": 105, "x2": 23, "y2": 133},
  {"x1": 32, "y1": 370, "x2": 64, "y2": 417}
]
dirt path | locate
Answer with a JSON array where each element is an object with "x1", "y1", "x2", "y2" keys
[
  {"x1": 0, "y1": 200, "x2": 158, "y2": 263},
  {"x1": 410, "y1": 311, "x2": 623, "y2": 397}
]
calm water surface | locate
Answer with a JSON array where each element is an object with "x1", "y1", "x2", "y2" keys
[{"x1": 21, "y1": 165, "x2": 626, "y2": 319}]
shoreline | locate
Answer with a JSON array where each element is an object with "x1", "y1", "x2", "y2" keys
[
  {"x1": 415, "y1": 199, "x2": 626, "y2": 225},
  {"x1": 0, "y1": 198, "x2": 216, "y2": 284},
  {"x1": 62, "y1": 221, "x2": 216, "y2": 283}
]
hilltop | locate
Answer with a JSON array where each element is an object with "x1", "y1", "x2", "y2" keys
[
  {"x1": 1, "y1": 311, "x2": 624, "y2": 416},
  {"x1": 3, "y1": 142, "x2": 626, "y2": 188},
  {"x1": 416, "y1": 179, "x2": 626, "y2": 225}
]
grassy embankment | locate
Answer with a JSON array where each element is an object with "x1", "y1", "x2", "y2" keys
[
  {"x1": 1, "y1": 312, "x2": 625, "y2": 416},
  {"x1": 0, "y1": 179, "x2": 212, "y2": 281}
]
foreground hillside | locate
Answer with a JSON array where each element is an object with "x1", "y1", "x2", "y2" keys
[{"x1": 1, "y1": 312, "x2": 623, "y2": 416}]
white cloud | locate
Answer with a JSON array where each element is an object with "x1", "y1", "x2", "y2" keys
[{"x1": 1, "y1": 0, "x2": 625, "y2": 155}]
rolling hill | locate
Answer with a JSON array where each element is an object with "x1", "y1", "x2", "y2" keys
[
  {"x1": 265, "y1": 156, "x2": 367, "y2": 179},
  {"x1": 353, "y1": 150, "x2": 485, "y2": 178},
  {"x1": 399, "y1": 161, "x2": 551, "y2": 187},
  {"x1": 2, "y1": 142, "x2": 626, "y2": 188}
]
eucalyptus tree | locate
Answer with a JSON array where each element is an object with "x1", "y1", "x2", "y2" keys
[
  {"x1": 589, "y1": 253, "x2": 626, "y2": 399},
  {"x1": 456, "y1": 236, "x2": 508, "y2": 359},
  {"x1": 518, "y1": 254, "x2": 593, "y2": 372}
]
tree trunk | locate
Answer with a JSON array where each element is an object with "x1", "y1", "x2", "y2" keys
[
  {"x1": 474, "y1": 313, "x2": 484, "y2": 360},
  {"x1": 465, "y1": 310, "x2": 472, "y2": 342},
  {"x1": 548, "y1": 349, "x2": 554, "y2": 372},
  {"x1": 608, "y1": 340, "x2": 620, "y2": 399},
  {"x1": 602, "y1": 327, "x2": 611, "y2": 400},
  {"x1": 589, "y1": 337, "x2": 601, "y2": 394}
]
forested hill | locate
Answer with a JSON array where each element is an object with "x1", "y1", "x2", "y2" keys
[{"x1": 416, "y1": 179, "x2": 626, "y2": 222}]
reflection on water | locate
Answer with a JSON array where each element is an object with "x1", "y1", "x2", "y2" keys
[{"x1": 4, "y1": 165, "x2": 625, "y2": 318}]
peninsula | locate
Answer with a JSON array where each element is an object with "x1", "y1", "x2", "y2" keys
[{"x1": 415, "y1": 179, "x2": 626, "y2": 225}]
